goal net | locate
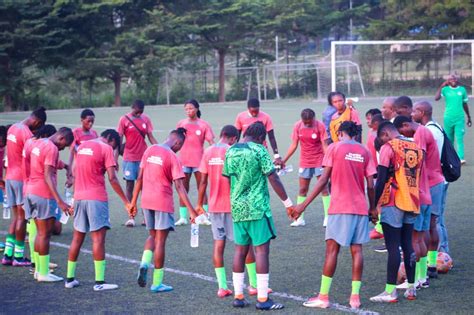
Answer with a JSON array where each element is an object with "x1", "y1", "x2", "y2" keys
[{"x1": 331, "y1": 40, "x2": 474, "y2": 97}]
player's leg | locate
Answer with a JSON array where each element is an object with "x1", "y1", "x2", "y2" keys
[
  {"x1": 211, "y1": 213, "x2": 232, "y2": 297},
  {"x1": 137, "y1": 231, "x2": 155, "y2": 288},
  {"x1": 176, "y1": 171, "x2": 192, "y2": 225},
  {"x1": 123, "y1": 161, "x2": 138, "y2": 227},
  {"x1": 27, "y1": 220, "x2": 37, "y2": 273},
  {"x1": 233, "y1": 244, "x2": 250, "y2": 307},
  {"x1": 413, "y1": 205, "x2": 430, "y2": 288},
  {"x1": 91, "y1": 227, "x2": 117, "y2": 291},
  {"x1": 52, "y1": 220, "x2": 62, "y2": 235},
  {"x1": 291, "y1": 175, "x2": 310, "y2": 227},
  {"x1": 13, "y1": 204, "x2": 29, "y2": 264},
  {"x1": 2, "y1": 181, "x2": 18, "y2": 264},
  {"x1": 454, "y1": 118, "x2": 466, "y2": 161},
  {"x1": 427, "y1": 215, "x2": 439, "y2": 279},
  {"x1": 400, "y1": 223, "x2": 416, "y2": 300},
  {"x1": 437, "y1": 183, "x2": 449, "y2": 253},
  {"x1": 36, "y1": 217, "x2": 62, "y2": 282},
  {"x1": 150, "y1": 229, "x2": 173, "y2": 292},
  {"x1": 350, "y1": 244, "x2": 363, "y2": 309},
  {"x1": 65, "y1": 229, "x2": 86, "y2": 288}
]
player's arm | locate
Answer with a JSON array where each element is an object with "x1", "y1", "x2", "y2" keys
[
  {"x1": 67, "y1": 147, "x2": 75, "y2": 186},
  {"x1": 282, "y1": 139, "x2": 298, "y2": 165},
  {"x1": 267, "y1": 171, "x2": 294, "y2": 218},
  {"x1": 147, "y1": 131, "x2": 158, "y2": 145},
  {"x1": 374, "y1": 165, "x2": 390, "y2": 206},
  {"x1": 174, "y1": 178, "x2": 199, "y2": 222},
  {"x1": 130, "y1": 168, "x2": 144, "y2": 218},
  {"x1": 196, "y1": 173, "x2": 208, "y2": 214},
  {"x1": 45, "y1": 165, "x2": 71, "y2": 214},
  {"x1": 435, "y1": 81, "x2": 448, "y2": 101},
  {"x1": 366, "y1": 175, "x2": 377, "y2": 224},
  {"x1": 106, "y1": 166, "x2": 133, "y2": 215},
  {"x1": 463, "y1": 102, "x2": 472, "y2": 127}
]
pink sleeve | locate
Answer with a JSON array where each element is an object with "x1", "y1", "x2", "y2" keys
[
  {"x1": 146, "y1": 116, "x2": 154, "y2": 133},
  {"x1": 171, "y1": 153, "x2": 185, "y2": 180},
  {"x1": 351, "y1": 109, "x2": 361, "y2": 125},
  {"x1": 291, "y1": 123, "x2": 299, "y2": 142},
  {"x1": 379, "y1": 144, "x2": 393, "y2": 168},
  {"x1": 198, "y1": 149, "x2": 208, "y2": 174},
  {"x1": 204, "y1": 123, "x2": 215, "y2": 143},
  {"x1": 318, "y1": 121, "x2": 327, "y2": 141},
  {"x1": 365, "y1": 150, "x2": 377, "y2": 177},
  {"x1": 265, "y1": 115, "x2": 274, "y2": 131},
  {"x1": 44, "y1": 145, "x2": 58, "y2": 167},
  {"x1": 322, "y1": 144, "x2": 335, "y2": 167},
  {"x1": 234, "y1": 114, "x2": 242, "y2": 131},
  {"x1": 117, "y1": 116, "x2": 125, "y2": 136},
  {"x1": 104, "y1": 145, "x2": 116, "y2": 169}
]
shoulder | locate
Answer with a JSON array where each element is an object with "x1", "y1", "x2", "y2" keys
[
  {"x1": 177, "y1": 118, "x2": 187, "y2": 126},
  {"x1": 141, "y1": 113, "x2": 151, "y2": 121},
  {"x1": 293, "y1": 120, "x2": 302, "y2": 129}
]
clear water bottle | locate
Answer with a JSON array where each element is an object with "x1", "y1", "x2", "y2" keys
[
  {"x1": 64, "y1": 187, "x2": 74, "y2": 206},
  {"x1": 190, "y1": 223, "x2": 199, "y2": 248},
  {"x1": 3, "y1": 194, "x2": 10, "y2": 220},
  {"x1": 278, "y1": 164, "x2": 294, "y2": 176}
]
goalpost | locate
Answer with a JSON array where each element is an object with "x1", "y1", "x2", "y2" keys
[{"x1": 331, "y1": 39, "x2": 474, "y2": 97}]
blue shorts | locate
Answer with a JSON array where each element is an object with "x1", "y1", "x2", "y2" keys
[
  {"x1": 182, "y1": 166, "x2": 199, "y2": 174},
  {"x1": 325, "y1": 214, "x2": 369, "y2": 246},
  {"x1": 25, "y1": 194, "x2": 58, "y2": 220},
  {"x1": 414, "y1": 204, "x2": 431, "y2": 232},
  {"x1": 74, "y1": 200, "x2": 111, "y2": 233},
  {"x1": 298, "y1": 167, "x2": 323, "y2": 179},
  {"x1": 381, "y1": 206, "x2": 417, "y2": 228},
  {"x1": 0, "y1": 189, "x2": 3, "y2": 203},
  {"x1": 429, "y1": 182, "x2": 444, "y2": 217},
  {"x1": 6, "y1": 180, "x2": 24, "y2": 207},
  {"x1": 143, "y1": 209, "x2": 175, "y2": 231},
  {"x1": 123, "y1": 161, "x2": 140, "y2": 181}
]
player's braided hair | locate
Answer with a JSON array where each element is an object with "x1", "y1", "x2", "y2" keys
[
  {"x1": 301, "y1": 108, "x2": 315, "y2": 120},
  {"x1": 244, "y1": 121, "x2": 267, "y2": 142},
  {"x1": 171, "y1": 127, "x2": 187, "y2": 141},
  {"x1": 338, "y1": 121, "x2": 358, "y2": 138},
  {"x1": 101, "y1": 129, "x2": 120, "y2": 148}
]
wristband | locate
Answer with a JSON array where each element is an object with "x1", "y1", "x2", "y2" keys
[
  {"x1": 274, "y1": 153, "x2": 281, "y2": 159},
  {"x1": 282, "y1": 197, "x2": 293, "y2": 208}
]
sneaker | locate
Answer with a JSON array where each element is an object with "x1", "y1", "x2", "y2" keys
[
  {"x1": 290, "y1": 217, "x2": 306, "y2": 227},
  {"x1": 34, "y1": 271, "x2": 38, "y2": 280},
  {"x1": 13, "y1": 257, "x2": 32, "y2": 267},
  {"x1": 349, "y1": 294, "x2": 361, "y2": 309},
  {"x1": 141, "y1": 220, "x2": 146, "y2": 226},
  {"x1": 248, "y1": 286, "x2": 273, "y2": 296},
  {"x1": 37, "y1": 273, "x2": 64, "y2": 282},
  {"x1": 2, "y1": 254, "x2": 13, "y2": 266},
  {"x1": 65, "y1": 279, "x2": 80, "y2": 289},
  {"x1": 175, "y1": 218, "x2": 188, "y2": 226},
  {"x1": 370, "y1": 290, "x2": 398, "y2": 303},
  {"x1": 256, "y1": 298, "x2": 284, "y2": 310},
  {"x1": 396, "y1": 280, "x2": 409, "y2": 290},
  {"x1": 369, "y1": 229, "x2": 384, "y2": 240},
  {"x1": 49, "y1": 262, "x2": 58, "y2": 269},
  {"x1": 137, "y1": 264, "x2": 148, "y2": 287},
  {"x1": 404, "y1": 286, "x2": 416, "y2": 300},
  {"x1": 323, "y1": 216, "x2": 328, "y2": 227},
  {"x1": 374, "y1": 244, "x2": 387, "y2": 253},
  {"x1": 150, "y1": 283, "x2": 173, "y2": 293},
  {"x1": 232, "y1": 297, "x2": 249, "y2": 308},
  {"x1": 94, "y1": 283, "x2": 119, "y2": 291},
  {"x1": 200, "y1": 216, "x2": 212, "y2": 226},
  {"x1": 125, "y1": 218, "x2": 136, "y2": 227},
  {"x1": 461, "y1": 159, "x2": 466, "y2": 165},
  {"x1": 217, "y1": 288, "x2": 233, "y2": 298},
  {"x1": 303, "y1": 294, "x2": 330, "y2": 308},
  {"x1": 416, "y1": 278, "x2": 429, "y2": 290},
  {"x1": 428, "y1": 266, "x2": 438, "y2": 279}
]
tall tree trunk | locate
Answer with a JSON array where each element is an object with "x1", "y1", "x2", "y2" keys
[
  {"x1": 3, "y1": 94, "x2": 13, "y2": 112},
  {"x1": 113, "y1": 72, "x2": 121, "y2": 107},
  {"x1": 218, "y1": 48, "x2": 226, "y2": 102}
]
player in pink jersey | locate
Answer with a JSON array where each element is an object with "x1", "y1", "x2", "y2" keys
[
  {"x1": 67, "y1": 109, "x2": 98, "y2": 186},
  {"x1": 2, "y1": 107, "x2": 46, "y2": 267},
  {"x1": 132, "y1": 128, "x2": 199, "y2": 293},
  {"x1": 234, "y1": 98, "x2": 283, "y2": 168},
  {"x1": 283, "y1": 108, "x2": 330, "y2": 227},
  {"x1": 292, "y1": 121, "x2": 377, "y2": 309},
  {"x1": 175, "y1": 99, "x2": 215, "y2": 226},
  {"x1": 117, "y1": 100, "x2": 158, "y2": 227},
  {"x1": 0, "y1": 125, "x2": 6, "y2": 252},
  {"x1": 24, "y1": 127, "x2": 73, "y2": 282},
  {"x1": 66, "y1": 129, "x2": 133, "y2": 291}
]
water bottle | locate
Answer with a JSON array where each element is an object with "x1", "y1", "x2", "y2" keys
[
  {"x1": 190, "y1": 223, "x2": 199, "y2": 248},
  {"x1": 278, "y1": 164, "x2": 294, "y2": 176},
  {"x1": 3, "y1": 194, "x2": 10, "y2": 220},
  {"x1": 64, "y1": 187, "x2": 74, "y2": 206},
  {"x1": 59, "y1": 211, "x2": 69, "y2": 225}
]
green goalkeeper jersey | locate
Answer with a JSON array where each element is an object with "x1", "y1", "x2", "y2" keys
[{"x1": 441, "y1": 85, "x2": 468, "y2": 119}]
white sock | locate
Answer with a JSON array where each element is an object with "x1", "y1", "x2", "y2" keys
[
  {"x1": 232, "y1": 272, "x2": 245, "y2": 296},
  {"x1": 256, "y1": 273, "x2": 269, "y2": 301}
]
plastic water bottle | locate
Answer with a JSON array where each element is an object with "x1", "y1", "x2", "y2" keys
[
  {"x1": 64, "y1": 187, "x2": 74, "y2": 206},
  {"x1": 3, "y1": 195, "x2": 10, "y2": 220},
  {"x1": 59, "y1": 212, "x2": 69, "y2": 225},
  {"x1": 278, "y1": 164, "x2": 294, "y2": 176},
  {"x1": 190, "y1": 223, "x2": 199, "y2": 248}
]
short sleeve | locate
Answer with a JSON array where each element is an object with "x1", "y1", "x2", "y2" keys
[
  {"x1": 379, "y1": 144, "x2": 394, "y2": 168},
  {"x1": 204, "y1": 122, "x2": 215, "y2": 143},
  {"x1": 170, "y1": 153, "x2": 185, "y2": 180},
  {"x1": 462, "y1": 87, "x2": 468, "y2": 102},
  {"x1": 441, "y1": 86, "x2": 447, "y2": 97},
  {"x1": 117, "y1": 116, "x2": 125, "y2": 136},
  {"x1": 44, "y1": 145, "x2": 58, "y2": 168},
  {"x1": 146, "y1": 116, "x2": 154, "y2": 133},
  {"x1": 351, "y1": 109, "x2": 362, "y2": 125},
  {"x1": 322, "y1": 143, "x2": 335, "y2": 167},
  {"x1": 257, "y1": 145, "x2": 275, "y2": 176},
  {"x1": 265, "y1": 114, "x2": 274, "y2": 132},
  {"x1": 104, "y1": 145, "x2": 116, "y2": 169},
  {"x1": 234, "y1": 114, "x2": 242, "y2": 131},
  {"x1": 365, "y1": 150, "x2": 377, "y2": 177},
  {"x1": 291, "y1": 123, "x2": 299, "y2": 142},
  {"x1": 317, "y1": 121, "x2": 327, "y2": 142},
  {"x1": 199, "y1": 149, "x2": 209, "y2": 174}
]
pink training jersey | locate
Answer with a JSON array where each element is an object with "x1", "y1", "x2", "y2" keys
[
  {"x1": 291, "y1": 120, "x2": 326, "y2": 168},
  {"x1": 176, "y1": 118, "x2": 214, "y2": 168},
  {"x1": 199, "y1": 143, "x2": 231, "y2": 213},
  {"x1": 72, "y1": 128, "x2": 98, "y2": 152},
  {"x1": 323, "y1": 140, "x2": 376, "y2": 215},
  {"x1": 140, "y1": 144, "x2": 185, "y2": 213},
  {"x1": 235, "y1": 110, "x2": 274, "y2": 135},
  {"x1": 74, "y1": 139, "x2": 116, "y2": 202},
  {"x1": 6, "y1": 122, "x2": 33, "y2": 181},
  {"x1": 117, "y1": 113, "x2": 154, "y2": 162},
  {"x1": 26, "y1": 139, "x2": 58, "y2": 199},
  {"x1": 0, "y1": 146, "x2": 4, "y2": 178},
  {"x1": 414, "y1": 125, "x2": 444, "y2": 188},
  {"x1": 366, "y1": 130, "x2": 378, "y2": 165},
  {"x1": 413, "y1": 126, "x2": 433, "y2": 205}
]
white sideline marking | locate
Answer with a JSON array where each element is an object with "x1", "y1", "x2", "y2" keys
[{"x1": 0, "y1": 231, "x2": 378, "y2": 314}]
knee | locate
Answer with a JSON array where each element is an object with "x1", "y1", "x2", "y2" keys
[{"x1": 298, "y1": 187, "x2": 308, "y2": 196}]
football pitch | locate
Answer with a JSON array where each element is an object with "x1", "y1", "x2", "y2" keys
[{"x1": 1, "y1": 97, "x2": 473, "y2": 314}]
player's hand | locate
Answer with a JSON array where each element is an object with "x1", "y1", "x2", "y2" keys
[
  {"x1": 291, "y1": 204, "x2": 305, "y2": 220},
  {"x1": 189, "y1": 209, "x2": 198, "y2": 223},
  {"x1": 369, "y1": 207, "x2": 378, "y2": 225},
  {"x1": 0, "y1": 180, "x2": 4, "y2": 189},
  {"x1": 58, "y1": 200, "x2": 72, "y2": 215},
  {"x1": 195, "y1": 205, "x2": 206, "y2": 216},
  {"x1": 126, "y1": 203, "x2": 136, "y2": 217},
  {"x1": 467, "y1": 118, "x2": 472, "y2": 127},
  {"x1": 273, "y1": 158, "x2": 284, "y2": 168},
  {"x1": 346, "y1": 99, "x2": 354, "y2": 107},
  {"x1": 286, "y1": 206, "x2": 295, "y2": 220},
  {"x1": 65, "y1": 174, "x2": 74, "y2": 188}
]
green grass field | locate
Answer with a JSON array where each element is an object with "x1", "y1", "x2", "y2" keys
[{"x1": 1, "y1": 97, "x2": 473, "y2": 314}]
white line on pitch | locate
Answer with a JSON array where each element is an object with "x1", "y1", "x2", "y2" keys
[{"x1": 0, "y1": 231, "x2": 378, "y2": 314}]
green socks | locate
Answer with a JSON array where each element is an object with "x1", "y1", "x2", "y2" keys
[
  {"x1": 322, "y1": 195, "x2": 331, "y2": 218},
  {"x1": 39, "y1": 255, "x2": 50, "y2": 276},
  {"x1": 141, "y1": 249, "x2": 153, "y2": 267},
  {"x1": 13, "y1": 240, "x2": 25, "y2": 259},
  {"x1": 351, "y1": 280, "x2": 361, "y2": 295},
  {"x1": 375, "y1": 214, "x2": 383, "y2": 234},
  {"x1": 94, "y1": 260, "x2": 106, "y2": 283},
  {"x1": 320, "y1": 275, "x2": 332, "y2": 295},
  {"x1": 246, "y1": 262, "x2": 257, "y2": 288},
  {"x1": 67, "y1": 260, "x2": 77, "y2": 279},
  {"x1": 28, "y1": 221, "x2": 37, "y2": 263},
  {"x1": 4, "y1": 234, "x2": 14, "y2": 257},
  {"x1": 34, "y1": 252, "x2": 39, "y2": 271},
  {"x1": 296, "y1": 196, "x2": 306, "y2": 220},
  {"x1": 179, "y1": 207, "x2": 188, "y2": 221},
  {"x1": 215, "y1": 267, "x2": 228, "y2": 289},
  {"x1": 203, "y1": 205, "x2": 209, "y2": 213},
  {"x1": 416, "y1": 256, "x2": 427, "y2": 281},
  {"x1": 385, "y1": 283, "x2": 396, "y2": 294},
  {"x1": 428, "y1": 250, "x2": 438, "y2": 267},
  {"x1": 153, "y1": 268, "x2": 164, "y2": 287}
]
